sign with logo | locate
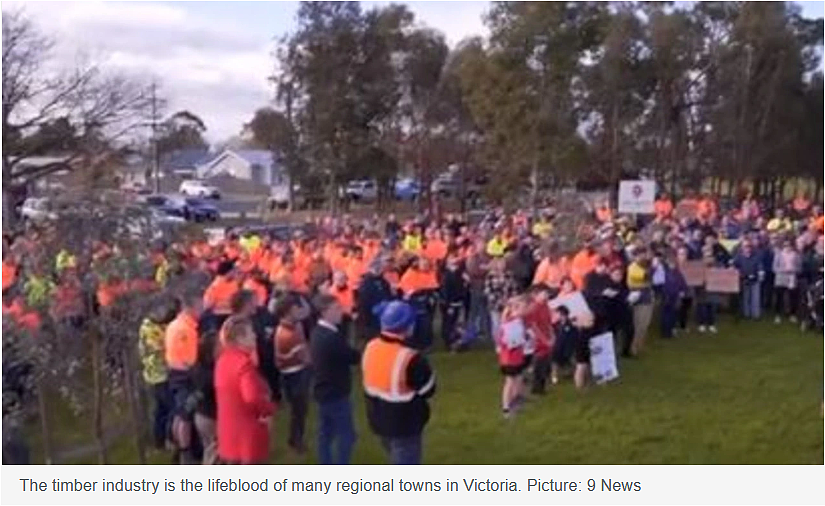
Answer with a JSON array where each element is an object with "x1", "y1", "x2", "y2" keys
[
  {"x1": 618, "y1": 180, "x2": 656, "y2": 214},
  {"x1": 589, "y1": 332, "x2": 619, "y2": 384}
]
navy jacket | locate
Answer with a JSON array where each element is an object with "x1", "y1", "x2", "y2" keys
[{"x1": 310, "y1": 323, "x2": 360, "y2": 402}]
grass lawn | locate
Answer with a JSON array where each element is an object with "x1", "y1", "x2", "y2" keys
[{"x1": 32, "y1": 318, "x2": 823, "y2": 465}]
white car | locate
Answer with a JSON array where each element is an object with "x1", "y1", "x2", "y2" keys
[
  {"x1": 179, "y1": 180, "x2": 220, "y2": 199},
  {"x1": 431, "y1": 175, "x2": 459, "y2": 196},
  {"x1": 345, "y1": 180, "x2": 377, "y2": 201},
  {"x1": 19, "y1": 198, "x2": 57, "y2": 222},
  {"x1": 269, "y1": 184, "x2": 305, "y2": 210}
]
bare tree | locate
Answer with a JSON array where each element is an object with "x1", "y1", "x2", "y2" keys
[{"x1": 2, "y1": 10, "x2": 154, "y2": 227}]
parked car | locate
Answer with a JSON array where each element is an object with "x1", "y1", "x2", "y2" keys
[
  {"x1": 19, "y1": 198, "x2": 57, "y2": 222},
  {"x1": 431, "y1": 175, "x2": 459, "y2": 197},
  {"x1": 269, "y1": 184, "x2": 303, "y2": 210},
  {"x1": 121, "y1": 181, "x2": 151, "y2": 195},
  {"x1": 268, "y1": 184, "x2": 325, "y2": 210},
  {"x1": 345, "y1": 180, "x2": 377, "y2": 201},
  {"x1": 179, "y1": 180, "x2": 221, "y2": 199},
  {"x1": 394, "y1": 178, "x2": 420, "y2": 201},
  {"x1": 430, "y1": 174, "x2": 485, "y2": 200},
  {"x1": 140, "y1": 194, "x2": 187, "y2": 219},
  {"x1": 183, "y1": 197, "x2": 220, "y2": 222},
  {"x1": 123, "y1": 206, "x2": 185, "y2": 240}
]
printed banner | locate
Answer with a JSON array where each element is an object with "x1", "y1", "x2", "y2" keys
[
  {"x1": 618, "y1": 180, "x2": 656, "y2": 214},
  {"x1": 589, "y1": 332, "x2": 619, "y2": 384},
  {"x1": 681, "y1": 261, "x2": 706, "y2": 287},
  {"x1": 705, "y1": 267, "x2": 740, "y2": 293}
]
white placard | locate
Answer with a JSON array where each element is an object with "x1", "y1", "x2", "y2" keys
[
  {"x1": 589, "y1": 332, "x2": 619, "y2": 384},
  {"x1": 618, "y1": 180, "x2": 655, "y2": 214},
  {"x1": 204, "y1": 227, "x2": 226, "y2": 246},
  {"x1": 549, "y1": 291, "x2": 593, "y2": 323}
]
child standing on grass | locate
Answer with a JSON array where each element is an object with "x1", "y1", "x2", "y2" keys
[
  {"x1": 550, "y1": 305, "x2": 577, "y2": 386},
  {"x1": 524, "y1": 286, "x2": 554, "y2": 394},
  {"x1": 496, "y1": 296, "x2": 528, "y2": 419}
]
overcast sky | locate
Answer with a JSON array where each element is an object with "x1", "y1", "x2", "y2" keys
[{"x1": 6, "y1": 1, "x2": 823, "y2": 143}]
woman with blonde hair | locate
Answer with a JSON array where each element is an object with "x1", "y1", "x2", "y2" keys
[{"x1": 215, "y1": 317, "x2": 275, "y2": 464}]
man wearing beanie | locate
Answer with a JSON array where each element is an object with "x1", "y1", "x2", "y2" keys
[{"x1": 361, "y1": 301, "x2": 436, "y2": 464}]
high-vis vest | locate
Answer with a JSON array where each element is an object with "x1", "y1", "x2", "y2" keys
[
  {"x1": 362, "y1": 337, "x2": 418, "y2": 403},
  {"x1": 164, "y1": 311, "x2": 199, "y2": 371},
  {"x1": 203, "y1": 276, "x2": 240, "y2": 315}
]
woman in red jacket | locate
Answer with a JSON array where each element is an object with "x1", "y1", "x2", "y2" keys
[{"x1": 215, "y1": 317, "x2": 276, "y2": 464}]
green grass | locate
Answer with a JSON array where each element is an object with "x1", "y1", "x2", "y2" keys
[{"x1": 30, "y1": 318, "x2": 824, "y2": 465}]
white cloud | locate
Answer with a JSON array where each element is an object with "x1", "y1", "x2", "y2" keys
[
  {"x1": 6, "y1": 1, "x2": 274, "y2": 142},
  {"x1": 4, "y1": 1, "x2": 491, "y2": 143}
]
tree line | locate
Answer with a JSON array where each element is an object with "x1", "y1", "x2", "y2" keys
[
  {"x1": 247, "y1": 1, "x2": 823, "y2": 209},
  {"x1": 3, "y1": 2, "x2": 823, "y2": 219}
]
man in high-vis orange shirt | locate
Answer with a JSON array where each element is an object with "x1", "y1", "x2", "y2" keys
[
  {"x1": 203, "y1": 261, "x2": 240, "y2": 331},
  {"x1": 165, "y1": 290, "x2": 203, "y2": 464},
  {"x1": 654, "y1": 193, "x2": 674, "y2": 221},
  {"x1": 362, "y1": 301, "x2": 436, "y2": 464}
]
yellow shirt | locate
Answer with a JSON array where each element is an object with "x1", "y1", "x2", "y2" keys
[
  {"x1": 532, "y1": 221, "x2": 552, "y2": 239},
  {"x1": 626, "y1": 261, "x2": 649, "y2": 290},
  {"x1": 766, "y1": 218, "x2": 792, "y2": 233},
  {"x1": 486, "y1": 237, "x2": 507, "y2": 258},
  {"x1": 402, "y1": 234, "x2": 422, "y2": 252}
]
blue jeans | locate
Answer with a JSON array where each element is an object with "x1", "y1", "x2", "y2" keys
[
  {"x1": 696, "y1": 302, "x2": 717, "y2": 326},
  {"x1": 381, "y1": 434, "x2": 422, "y2": 465},
  {"x1": 317, "y1": 397, "x2": 356, "y2": 465},
  {"x1": 468, "y1": 288, "x2": 491, "y2": 340},
  {"x1": 152, "y1": 381, "x2": 173, "y2": 448},
  {"x1": 660, "y1": 302, "x2": 678, "y2": 338},
  {"x1": 741, "y1": 282, "x2": 761, "y2": 319},
  {"x1": 282, "y1": 369, "x2": 310, "y2": 449}
]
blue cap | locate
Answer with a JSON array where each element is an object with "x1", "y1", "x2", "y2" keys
[{"x1": 375, "y1": 300, "x2": 416, "y2": 334}]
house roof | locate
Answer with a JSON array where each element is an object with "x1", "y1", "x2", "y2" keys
[
  {"x1": 232, "y1": 149, "x2": 276, "y2": 168},
  {"x1": 161, "y1": 148, "x2": 212, "y2": 172}
]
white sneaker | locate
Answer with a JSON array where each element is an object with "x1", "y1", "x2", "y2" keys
[
  {"x1": 709, "y1": 325, "x2": 718, "y2": 334},
  {"x1": 698, "y1": 326, "x2": 706, "y2": 333},
  {"x1": 789, "y1": 316, "x2": 798, "y2": 323},
  {"x1": 774, "y1": 316, "x2": 781, "y2": 324}
]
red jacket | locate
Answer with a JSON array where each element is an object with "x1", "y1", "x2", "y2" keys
[
  {"x1": 524, "y1": 301, "x2": 554, "y2": 358},
  {"x1": 214, "y1": 346, "x2": 275, "y2": 464}
]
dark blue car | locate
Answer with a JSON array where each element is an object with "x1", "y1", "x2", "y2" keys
[{"x1": 183, "y1": 197, "x2": 220, "y2": 222}]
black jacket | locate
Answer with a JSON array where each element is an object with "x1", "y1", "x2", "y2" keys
[
  {"x1": 364, "y1": 337, "x2": 436, "y2": 438},
  {"x1": 440, "y1": 268, "x2": 468, "y2": 306},
  {"x1": 357, "y1": 273, "x2": 393, "y2": 326},
  {"x1": 310, "y1": 322, "x2": 360, "y2": 402}
]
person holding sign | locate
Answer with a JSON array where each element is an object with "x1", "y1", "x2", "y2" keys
[{"x1": 696, "y1": 240, "x2": 726, "y2": 333}]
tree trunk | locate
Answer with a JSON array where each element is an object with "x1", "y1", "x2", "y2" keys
[
  {"x1": 121, "y1": 348, "x2": 147, "y2": 465},
  {"x1": 90, "y1": 329, "x2": 109, "y2": 465},
  {"x1": 36, "y1": 380, "x2": 54, "y2": 464}
]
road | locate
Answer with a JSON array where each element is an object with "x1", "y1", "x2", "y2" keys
[{"x1": 213, "y1": 195, "x2": 262, "y2": 219}]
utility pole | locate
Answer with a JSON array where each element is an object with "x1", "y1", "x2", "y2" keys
[{"x1": 150, "y1": 81, "x2": 160, "y2": 193}]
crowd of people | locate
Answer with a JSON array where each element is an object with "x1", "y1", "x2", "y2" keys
[{"x1": 2, "y1": 187, "x2": 823, "y2": 465}]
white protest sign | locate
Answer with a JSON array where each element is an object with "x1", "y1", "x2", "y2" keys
[
  {"x1": 618, "y1": 180, "x2": 656, "y2": 214},
  {"x1": 589, "y1": 332, "x2": 619, "y2": 384},
  {"x1": 204, "y1": 227, "x2": 226, "y2": 246},
  {"x1": 549, "y1": 291, "x2": 593, "y2": 323}
]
